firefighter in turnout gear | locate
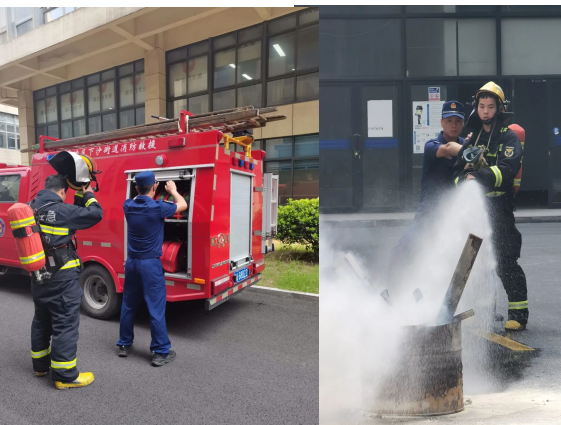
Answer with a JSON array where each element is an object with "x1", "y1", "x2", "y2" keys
[
  {"x1": 453, "y1": 82, "x2": 528, "y2": 331},
  {"x1": 29, "y1": 174, "x2": 103, "y2": 388}
]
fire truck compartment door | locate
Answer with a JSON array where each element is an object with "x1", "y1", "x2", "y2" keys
[
  {"x1": 230, "y1": 172, "x2": 252, "y2": 265},
  {"x1": 127, "y1": 170, "x2": 193, "y2": 181}
]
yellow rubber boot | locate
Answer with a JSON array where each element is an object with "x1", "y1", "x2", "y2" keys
[
  {"x1": 505, "y1": 320, "x2": 526, "y2": 331},
  {"x1": 55, "y1": 372, "x2": 95, "y2": 390}
]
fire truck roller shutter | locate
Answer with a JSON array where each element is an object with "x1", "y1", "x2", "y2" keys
[{"x1": 230, "y1": 172, "x2": 252, "y2": 265}]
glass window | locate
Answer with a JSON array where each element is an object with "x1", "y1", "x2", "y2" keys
[
  {"x1": 46, "y1": 96, "x2": 58, "y2": 123},
  {"x1": 73, "y1": 119, "x2": 86, "y2": 137},
  {"x1": 213, "y1": 89, "x2": 235, "y2": 111},
  {"x1": 0, "y1": 174, "x2": 20, "y2": 202},
  {"x1": 267, "y1": 77, "x2": 294, "y2": 106},
  {"x1": 407, "y1": 18, "x2": 496, "y2": 77},
  {"x1": 16, "y1": 19, "x2": 33, "y2": 37},
  {"x1": 239, "y1": 25, "x2": 262, "y2": 43},
  {"x1": 102, "y1": 70, "x2": 115, "y2": 81},
  {"x1": 172, "y1": 99, "x2": 187, "y2": 118},
  {"x1": 214, "y1": 33, "x2": 236, "y2": 49},
  {"x1": 189, "y1": 41, "x2": 209, "y2": 56},
  {"x1": 136, "y1": 107, "x2": 145, "y2": 125},
  {"x1": 268, "y1": 15, "x2": 297, "y2": 35},
  {"x1": 59, "y1": 82, "x2": 71, "y2": 93},
  {"x1": 118, "y1": 63, "x2": 134, "y2": 76},
  {"x1": 73, "y1": 89, "x2": 85, "y2": 118},
  {"x1": 296, "y1": 73, "x2": 319, "y2": 103},
  {"x1": 119, "y1": 110, "x2": 135, "y2": 129},
  {"x1": 6, "y1": 124, "x2": 14, "y2": 133},
  {"x1": 72, "y1": 79, "x2": 84, "y2": 90},
  {"x1": 268, "y1": 33, "x2": 296, "y2": 77},
  {"x1": 299, "y1": 8, "x2": 319, "y2": 25},
  {"x1": 5, "y1": 114, "x2": 14, "y2": 124},
  {"x1": 169, "y1": 62, "x2": 187, "y2": 98},
  {"x1": 265, "y1": 137, "x2": 292, "y2": 158},
  {"x1": 0, "y1": 133, "x2": 4, "y2": 148},
  {"x1": 61, "y1": 121, "x2": 72, "y2": 139},
  {"x1": 321, "y1": 19, "x2": 401, "y2": 77},
  {"x1": 168, "y1": 47, "x2": 187, "y2": 64},
  {"x1": 293, "y1": 159, "x2": 319, "y2": 200},
  {"x1": 102, "y1": 113, "x2": 116, "y2": 132},
  {"x1": 502, "y1": 18, "x2": 561, "y2": 75},
  {"x1": 297, "y1": 25, "x2": 319, "y2": 70},
  {"x1": 264, "y1": 160, "x2": 292, "y2": 205},
  {"x1": 406, "y1": 5, "x2": 496, "y2": 13},
  {"x1": 101, "y1": 81, "x2": 115, "y2": 111},
  {"x1": 47, "y1": 124, "x2": 59, "y2": 139},
  {"x1": 320, "y1": 6, "x2": 402, "y2": 15},
  {"x1": 46, "y1": 86, "x2": 56, "y2": 97},
  {"x1": 188, "y1": 94, "x2": 209, "y2": 115},
  {"x1": 237, "y1": 84, "x2": 262, "y2": 108},
  {"x1": 295, "y1": 134, "x2": 319, "y2": 157},
  {"x1": 135, "y1": 73, "x2": 145, "y2": 105},
  {"x1": 120, "y1": 76, "x2": 134, "y2": 108},
  {"x1": 214, "y1": 49, "x2": 236, "y2": 88},
  {"x1": 135, "y1": 60, "x2": 144, "y2": 72},
  {"x1": 88, "y1": 86, "x2": 101, "y2": 115},
  {"x1": 238, "y1": 41, "x2": 261, "y2": 82},
  {"x1": 502, "y1": 6, "x2": 561, "y2": 12},
  {"x1": 87, "y1": 74, "x2": 100, "y2": 85},
  {"x1": 188, "y1": 56, "x2": 207, "y2": 94},
  {"x1": 88, "y1": 116, "x2": 101, "y2": 134},
  {"x1": 35, "y1": 99, "x2": 46, "y2": 125}
]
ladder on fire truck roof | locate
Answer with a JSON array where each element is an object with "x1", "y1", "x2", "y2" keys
[{"x1": 21, "y1": 106, "x2": 286, "y2": 153}]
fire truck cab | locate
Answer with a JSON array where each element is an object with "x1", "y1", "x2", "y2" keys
[{"x1": 0, "y1": 107, "x2": 281, "y2": 319}]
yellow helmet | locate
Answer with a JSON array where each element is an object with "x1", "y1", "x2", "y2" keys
[{"x1": 476, "y1": 81, "x2": 505, "y2": 104}]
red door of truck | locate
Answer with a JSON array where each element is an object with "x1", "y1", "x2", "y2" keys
[{"x1": 0, "y1": 168, "x2": 30, "y2": 266}]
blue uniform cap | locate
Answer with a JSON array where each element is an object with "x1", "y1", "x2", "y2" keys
[
  {"x1": 135, "y1": 170, "x2": 156, "y2": 187},
  {"x1": 442, "y1": 100, "x2": 465, "y2": 119}
]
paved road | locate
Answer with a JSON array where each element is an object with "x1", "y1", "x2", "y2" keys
[
  {"x1": 0, "y1": 277, "x2": 318, "y2": 425},
  {"x1": 321, "y1": 222, "x2": 561, "y2": 424}
]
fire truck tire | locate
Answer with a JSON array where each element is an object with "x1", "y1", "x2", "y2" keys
[{"x1": 80, "y1": 264, "x2": 121, "y2": 320}]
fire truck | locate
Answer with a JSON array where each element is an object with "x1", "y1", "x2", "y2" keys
[{"x1": 0, "y1": 107, "x2": 281, "y2": 320}]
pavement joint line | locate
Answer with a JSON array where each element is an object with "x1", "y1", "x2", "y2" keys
[
  {"x1": 471, "y1": 329, "x2": 535, "y2": 351},
  {"x1": 249, "y1": 285, "x2": 319, "y2": 301}
]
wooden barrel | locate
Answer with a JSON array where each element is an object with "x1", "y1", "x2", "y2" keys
[{"x1": 369, "y1": 320, "x2": 464, "y2": 416}]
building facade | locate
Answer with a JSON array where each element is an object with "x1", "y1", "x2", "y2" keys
[
  {"x1": 0, "y1": 7, "x2": 319, "y2": 204},
  {"x1": 320, "y1": 6, "x2": 561, "y2": 213}
]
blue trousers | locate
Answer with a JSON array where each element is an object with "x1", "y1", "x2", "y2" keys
[{"x1": 117, "y1": 258, "x2": 171, "y2": 354}]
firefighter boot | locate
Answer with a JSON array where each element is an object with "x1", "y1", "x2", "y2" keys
[
  {"x1": 55, "y1": 372, "x2": 95, "y2": 390},
  {"x1": 35, "y1": 371, "x2": 49, "y2": 377},
  {"x1": 505, "y1": 320, "x2": 526, "y2": 331}
]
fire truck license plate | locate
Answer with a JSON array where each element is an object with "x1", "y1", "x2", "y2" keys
[{"x1": 235, "y1": 267, "x2": 249, "y2": 282}]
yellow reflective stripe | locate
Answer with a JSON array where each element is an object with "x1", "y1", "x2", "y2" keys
[
  {"x1": 51, "y1": 358, "x2": 77, "y2": 369},
  {"x1": 60, "y1": 259, "x2": 80, "y2": 270},
  {"x1": 487, "y1": 153, "x2": 497, "y2": 157},
  {"x1": 20, "y1": 251, "x2": 45, "y2": 264},
  {"x1": 454, "y1": 177, "x2": 459, "y2": 185},
  {"x1": 486, "y1": 191, "x2": 506, "y2": 197},
  {"x1": 514, "y1": 179, "x2": 521, "y2": 185},
  {"x1": 490, "y1": 166, "x2": 502, "y2": 188},
  {"x1": 40, "y1": 224, "x2": 69, "y2": 235},
  {"x1": 31, "y1": 346, "x2": 51, "y2": 359},
  {"x1": 509, "y1": 301, "x2": 528, "y2": 305},
  {"x1": 85, "y1": 198, "x2": 98, "y2": 207},
  {"x1": 10, "y1": 216, "x2": 36, "y2": 229},
  {"x1": 75, "y1": 191, "x2": 84, "y2": 198},
  {"x1": 509, "y1": 301, "x2": 528, "y2": 310}
]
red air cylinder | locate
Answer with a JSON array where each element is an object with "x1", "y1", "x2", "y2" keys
[
  {"x1": 160, "y1": 241, "x2": 186, "y2": 273},
  {"x1": 508, "y1": 124, "x2": 525, "y2": 196},
  {"x1": 7, "y1": 203, "x2": 46, "y2": 272}
]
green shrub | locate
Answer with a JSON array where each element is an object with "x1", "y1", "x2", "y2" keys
[{"x1": 276, "y1": 198, "x2": 319, "y2": 254}]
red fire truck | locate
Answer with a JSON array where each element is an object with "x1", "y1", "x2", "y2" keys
[{"x1": 0, "y1": 107, "x2": 281, "y2": 320}]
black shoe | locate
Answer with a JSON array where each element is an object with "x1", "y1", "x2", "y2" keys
[
  {"x1": 151, "y1": 350, "x2": 176, "y2": 367},
  {"x1": 118, "y1": 345, "x2": 131, "y2": 357}
]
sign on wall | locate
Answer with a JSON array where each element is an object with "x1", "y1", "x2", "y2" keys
[
  {"x1": 412, "y1": 101, "x2": 445, "y2": 154},
  {"x1": 367, "y1": 100, "x2": 393, "y2": 138}
]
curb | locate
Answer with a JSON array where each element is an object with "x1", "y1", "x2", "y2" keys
[
  {"x1": 322, "y1": 216, "x2": 561, "y2": 228},
  {"x1": 249, "y1": 285, "x2": 319, "y2": 301}
]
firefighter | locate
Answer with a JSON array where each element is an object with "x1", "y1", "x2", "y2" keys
[
  {"x1": 453, "y1": 81, "x2": 527, "y2": 331},
  {"x1": 29, "y1": 174, "x2": 103, "y2": 389},
  {"x1": 388, "y1": 101, "x2": 468, "y2": 288},
  {"x1": 116, "y1": 171, "x2": 187, "y2": 366}
]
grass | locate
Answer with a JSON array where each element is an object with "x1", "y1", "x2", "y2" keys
[{"x1": 258, "y1": 241, "x2": 319, "y2": 294}]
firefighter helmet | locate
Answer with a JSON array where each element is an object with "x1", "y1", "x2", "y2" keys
[{"x1": 475, "y1": 81, "x2": 507, "y2": 112}]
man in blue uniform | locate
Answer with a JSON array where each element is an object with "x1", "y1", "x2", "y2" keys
[
  {"x1": 387, "y1": 101, "x2": 467, "y2": 288},
  {"x1": 30, "y1": 174, "x2": 103, "y2": 389},
  {"x1": 117, "y1": 171, "x2": 187, "y2": 366}
]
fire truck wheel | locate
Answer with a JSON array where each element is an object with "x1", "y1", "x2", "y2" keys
[{"x1": 80, "y1": 264, "x2": 121, "y2": 320}]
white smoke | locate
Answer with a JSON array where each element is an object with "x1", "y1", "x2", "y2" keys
[{"x1": 319, "y1": 182, "x2": 501, "y2": 424}]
